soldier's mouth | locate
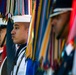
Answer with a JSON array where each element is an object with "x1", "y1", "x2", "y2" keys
[{"x1": 11, "y1": 36, "x2": 15, "y2": 39}]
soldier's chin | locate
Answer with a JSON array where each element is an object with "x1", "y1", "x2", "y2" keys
[
  {"x1": 56, "y1": 34, "x2": 61, "y2": 40},
  {"x1": 13, "y1": 40, "x2": 17, "y2": 44}
]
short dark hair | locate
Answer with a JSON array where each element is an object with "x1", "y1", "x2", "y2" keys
[{"x1": 0, "y1": 25, "x2": 7, "y2": 29}]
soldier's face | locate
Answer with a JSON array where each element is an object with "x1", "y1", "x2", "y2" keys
[
  {"x1": 51, "y1": 12, "x2": 70, "y2": 39},
  {"x1": 0, "y1": 28, "x2": 6, "y2": 47},
  {"x1": 0, "y1": 28, "x2": 6, "y2": 66},
  {"x1": 11, "y1": 22, "x2": 29, "y2": 44}
]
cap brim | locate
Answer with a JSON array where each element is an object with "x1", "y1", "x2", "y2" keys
[
  {"x1": 50, "y1": 8, "x2": 72, "y2": 18},
  {"x1": 50, "y1": 11, "x2": 67, "y2": 17}
]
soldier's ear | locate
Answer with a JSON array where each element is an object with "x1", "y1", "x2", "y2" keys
[{"x1": 25, "y1": 27, "x2": 29, "y2": 34}]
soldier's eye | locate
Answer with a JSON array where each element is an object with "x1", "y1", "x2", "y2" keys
[
  {"x1": 55, "y1": 15, "x2": 60, "y2": 20},
  {"x1": 15, "y1": 27, "x2": 19, "y2": 29}
]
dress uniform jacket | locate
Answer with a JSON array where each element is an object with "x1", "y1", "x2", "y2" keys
[
  {"x1": 54, "y1": 44, "x2": 75, "y2": 75},
  {"x1": 11, "y1": 44, "x2": 27, "y2": 75},
  {"x1": 0, "y1": 57, "x2": 7, "y2": 75}
]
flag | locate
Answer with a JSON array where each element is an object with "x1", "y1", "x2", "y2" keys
[
  {"x1": 6, "y1": 0, "x2": 15, "y2": 15},
  {"x1": 26, "y1": 0, "x2": 53, "y2": 74},
  {"x1": 6, "y1": 19, "x2": 15, "y2": 75},
  {"x1": 33, "y1": 0, "x2": 43, "y2": 60},
  {"x1": 24, "y1": 0, "x2": 32, "y2": 15},
  {"x1": 66, "y1": 0, "x2": 76, "y2": 74},
  {"x1": 30, "y1": 0, "x2": 54, "y2": 69},
  {"x1": 24, "y1": 0, "x2": 28, "y2": 14},
  {"x1": 67, "y1": 0, "x2": 76, "y2": 44},
  {"x1": 6, "y1": 0, "x2": 32, "y2": 16},
  {"x1": 14, "y1": 0, "x2": 32, "y2": 15},
  {"x1": 33, "y1": 0, "x2": 53, "y2": 69},
  {"x1": 0, "y1": 0, "x2": 7, "y2": 16},
  {"x1": 14, "y1": 0, "x2": 23, "y2": 15},
  {"x1": 26, "y1": 1, "x2": 36, "y2": 58}
]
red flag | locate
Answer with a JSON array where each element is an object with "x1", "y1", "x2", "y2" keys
[{"x1": 67, "y1": 0, "x2": 76, "y2": 44}]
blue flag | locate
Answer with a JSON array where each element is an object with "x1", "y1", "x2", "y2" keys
[{"x1": 6, "y1": 19, "x2": 15, "y2": 75}]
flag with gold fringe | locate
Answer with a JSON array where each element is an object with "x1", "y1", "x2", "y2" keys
[
  {"x1": 26, "y1": 0, "x2": 54, "y2": 75},
  {"x1": 25, "y1": 0, "x2": 40, "y2": 75},
  {"x1": 33, "y1": 0, "x2": 53, "y2": 71},
  {"x1": 26, "y1": 0, "x2": 36, "y2": 59}
]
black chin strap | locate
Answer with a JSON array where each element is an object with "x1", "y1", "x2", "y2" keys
[
  {"x1": 57, "y1": 14, "x2": 70, "y2": 39},
  {"x1": 0, "y1": 34, "x2": 6, "y2": 47}
]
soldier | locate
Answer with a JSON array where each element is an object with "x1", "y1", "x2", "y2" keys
[
  {"x1": 0, "y1": 19, "x2": 7, "y2": 47},
  {"x1": 0, "y1": 18, "x2": 7, "y2": 75},
  {"x1": 0, "y1": 18, "x2": 7, "y2": 65},
  {"x1": 11, "y1": 15, "x2": 31, "y2": 75},
  {"x1": 50, "y1": 0, "x2": 75, "y2": 75}
]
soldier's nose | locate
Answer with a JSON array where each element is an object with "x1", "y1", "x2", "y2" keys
[
  {"x1": 51, "y1": 18, "x2": 57, "y2": 27},
  {"x1": 11, "y1": 29, "x2": 15, "y2": 35}
]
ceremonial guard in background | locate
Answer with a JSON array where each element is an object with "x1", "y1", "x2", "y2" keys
[{"x1": 50, "y1": 0, "x2": 75, "y2": 75}]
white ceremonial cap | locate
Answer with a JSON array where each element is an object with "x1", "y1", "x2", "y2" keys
[
  {"x1": 0, "y1": 18, "x2": 7, "y2": 25},
  {"x1": 12, "y1": 15, "x2": 32, "y2": 23}
]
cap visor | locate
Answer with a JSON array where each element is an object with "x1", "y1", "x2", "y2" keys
[{"x1": 50, "y1": 11, "x2": 68, "y2": 18}]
